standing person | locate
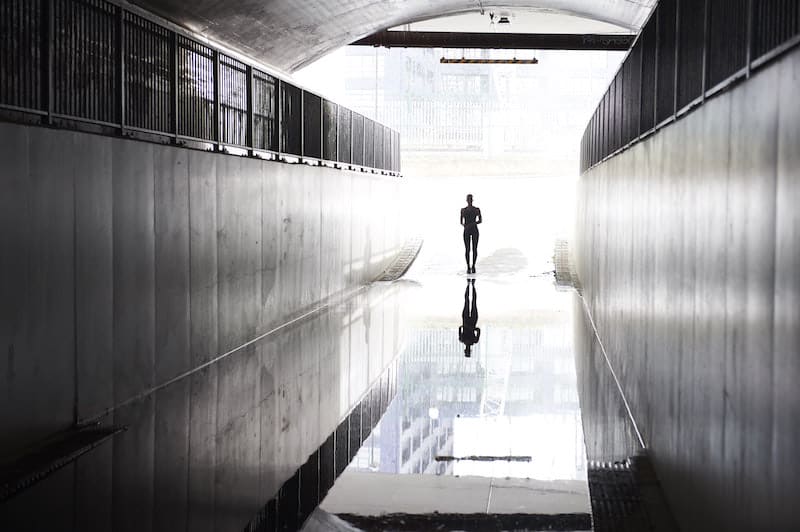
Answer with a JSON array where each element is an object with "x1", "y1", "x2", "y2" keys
[
  {"x1": 459, "y1": 279, "x2": 480, "y2": 357},
  {"x1": 460, "y1": 194, "x2": 482, "y2": 274}
]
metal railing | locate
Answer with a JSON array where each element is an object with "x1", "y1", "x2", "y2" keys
[
  {"x1": 0, "y1": 0, "x2": 401, "y2": 174},
  {"x1": 580, "y1": 0, "x2": 800, "y2": 173}
]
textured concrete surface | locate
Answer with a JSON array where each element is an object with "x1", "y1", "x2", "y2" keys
[
  {"x1": 0, "y1": 280, "x2": 404, "y2": 531},
  {"x1": 129, "y1": 0, "x2": 653, "y2": 71},
  {"x1": 575, "y1": 47, "x2": 800, "y2": 531},
  {"x1": 0, "y1": 122, "x2": 405, "y2": 460},
  {"x1": 321, "y1": 472, "x2": 589, "y2": 515}
]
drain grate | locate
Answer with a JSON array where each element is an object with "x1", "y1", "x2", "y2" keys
[
  {"x1": 375, "y1": 236, "x2": 424, "y2": 282},
  {"x1": 588, "y1": 457, "x2": 679, "y2": 532}
]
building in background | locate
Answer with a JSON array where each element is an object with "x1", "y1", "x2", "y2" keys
[{"x1": 298, "y1": 47, "x2": 623, "y2": 177}]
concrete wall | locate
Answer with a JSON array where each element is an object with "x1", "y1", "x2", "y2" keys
[
  {"x1": 575, "y1": 48, "x2": 800, "y2": 531},
  {"x1": 0, "y1": 121, "x2": 405, "y2": 460},
  {"x1": 0, "y1": 281, "x2": 404, "y2": 532}
]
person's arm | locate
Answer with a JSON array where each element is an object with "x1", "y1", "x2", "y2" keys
[
  {"x1": 460, "y1": 208, "x2": 465, "y2": 226},
  {"x1": 476, "y1": 208, "x2": 482, "y2": 225},
  {"x1": 458, "y1": 326, "x2": 464, "y2": 341},
  {"x1": 475, "y1": 328, "x2": 481, "y2": 342}
]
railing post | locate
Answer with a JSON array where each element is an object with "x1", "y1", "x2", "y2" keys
[
  {"x1": 246, "y1": 65, "x2": 254, "y2": 155},
  {"x1": 213, "y1": 50, "x2": 220, "y2": 150},
  {"x1": 115, "y1": 6, "x2": 125, "y2": 134},
  {"x1": 41, "y1": 0, "x2": 53, "y2": 123}
]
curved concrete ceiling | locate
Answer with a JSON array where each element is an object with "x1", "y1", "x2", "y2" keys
[{"x1": 130, "y1": 0, "x2": 655, "y2": 72}]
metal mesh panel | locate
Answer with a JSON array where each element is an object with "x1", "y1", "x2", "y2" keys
[
  {"x1": 253, "y1": 70, "x2": 277, "y2": 151},
  {"x1": 706, "y1": 0, "x2": 748, "y2": 88},
  {"x1": 53, "y1": 0, "x2": 116, "y2": 122},
  {"x1": 322, "y1": 99, "x2": 337, "y2": 160},
  {"x1": 0, "y1": 0, "x2": 42, "y2": 110},
  {"x1": 351, "y1": 112, "x2": 364, "y2": 166},
  {"x1": 656, "y1": 0, "x2": 677, "y2": 124},
  {"x1": 624, "y1": 41, "x2": 641, "y2": 144},
  {"x1": 302, "y1": 90, "x2": 321, "y2": 159},
  {"x1": 676, "y1": 0, "x2": 706, "y2": 110},
  {"x1": 383, "y1": 125, "x2": 391, "y2": 170},
  {"x1": 124, "y1": 12, "x2": 171, "y2": 132},
  {"x1": 337, "y1": 105, "x2": 351, "y2": 164},
  {"x1": 395, "y1": 130, "x2": 401, "y2": 172},
  {"x1": 280, "y1": 80, "x2": 301, "y2": 155},
  {"x1": 363, "y1": 118, "x2": 374, "y2": 168},
  {"x1": 614, "y1": 72, "x2": 623, "y2": 151},
  {"x1": 219, "y1": 54, "x2": 247, "y2": 146},
  {"x1": 176, "y1": 36, "x2": 214, "y2": 140},
  {"x1": 0, "y1": 0, "x2": 397, "y2": 173},
  {"x1": 751, "y1": 1, "x2": 800, "y2": 61},
  {"x1": 373, "y1": 122, "x2": 383, "y2": 170},
  {"x1": 640, "y1": 18, "x2": 657, "y2": 133}
]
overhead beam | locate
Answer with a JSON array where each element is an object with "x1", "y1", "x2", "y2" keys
[{"x1": 352, "y1": 30, "x2": 635, "y2": 51}]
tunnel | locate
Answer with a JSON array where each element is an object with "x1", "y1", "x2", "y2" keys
[{"x1": 0, "y1": 0, "x2": 798, "y2": 531}]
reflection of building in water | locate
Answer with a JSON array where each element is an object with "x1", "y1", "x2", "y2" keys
[{"x1": 350, "y1": 319, "x2": 585, "y2": 479}]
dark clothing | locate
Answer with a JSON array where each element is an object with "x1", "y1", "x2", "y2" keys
[
  {"x1": 459, "y1": 282, "x2": 480, "y2": 354},
  {"x1": 463, "y1": 226, "x2": 479, "y2": 250},
  {"x1": 460, "y1": 206, "x2": 482, "y2": 231},
  {"x1": 461, "y1": 205, "x2": 482, "y2": 269}
]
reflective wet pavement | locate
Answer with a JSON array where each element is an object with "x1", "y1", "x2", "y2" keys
[{"x1": 317, "y1": 243, "x2": 593, "y2": 526}]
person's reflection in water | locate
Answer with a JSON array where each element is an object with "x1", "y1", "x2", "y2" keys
[{"x1": 459, "y1": 279, "x2": 480, "y2": 357}]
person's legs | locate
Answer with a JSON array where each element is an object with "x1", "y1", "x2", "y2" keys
[
  {"x1": 471, "y1": 231, "x2": 479, "y2": 270},
  {"x1": 463, "y1": 230, "x2": 471, "y2": 270},
  {"x1": 463, "y1": 283, "x2": 470, "y2": 320},
  {"x1": 470, "y1": 284, "x2": 478, "y2": 321}
]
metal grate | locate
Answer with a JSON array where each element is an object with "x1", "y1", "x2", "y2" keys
[
  {"x1": 219, "y1": 54, "x2": 247, "y2": 146},
  {"x1": 279, "y1": 80, "x2": 301, "y2": 155},
  {"x1": 752, "y1": 1, "x2": 800, "y2": 60},
  {"x1": 706, "y1": 0, "x2": 748, "y2": 88},
  {"x1": 322, "y1": 99, "x2": 337, "y2": 161},
  {"x1": 656, "y1": 0, "x2": 677, "y2": 124},
  {"x1": 351, "y1": 112, "x2": 364, "y2": 166},
  {"x1": 383, "y1": 124, "x2": 391, "y2": 171},
  {"x1": 337, "y1": 105, "x2": 351, "y2": 164},
  {"x1": 253, "y1": 69, "x2": 277, "y2": 151},
  {"x1": 124, "y1": 12, "x2": 171, "y2": 133},
  {"x1": 176, "y1": 36, "x2": 214, "y2": 140},
  {"x1": 363, "y1": 117, "x2": 374, "y2": 168},
  {"x1": 0, "y1": 0, "x2": 43, "y2": 111},
  {"x1": 302, "y1": 90, "x2": 321, "y2": 159},
  {"x1": 0, "y1": 0, "x2": 399, "y2": 173},
  {"x1": 639, "y1": 18, "x2": 657, "y2": 133},
  {"x1": 374, "y1": 122, "x2": 384, "y2": 170},
  {"x1": 676, "y1": 0, "x2": 706, "y2": 110},
  {"x1": 580, "y1": 0, "x2": 800, "y2": 173},
  {"x1": 53, "y1": 0, "x2": 116, "y2": 122}
]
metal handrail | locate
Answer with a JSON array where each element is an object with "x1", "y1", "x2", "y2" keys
[
  {"x1": 0, "y1": 0, "x2": 401, "y2": 175},
  {"x1": 580, "y1": 0, "x2": 800, "y2": 174}
]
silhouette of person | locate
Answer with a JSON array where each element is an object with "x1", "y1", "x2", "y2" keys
[
  {"x1": 459, "y1": 279, "x2": 480, "y2": 357},
  {"x1": 460, "y1": 194, "x2": 482, "y2": 274}
]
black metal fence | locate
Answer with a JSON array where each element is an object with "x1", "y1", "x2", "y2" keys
[
  {"x1": 0, "y1": 0, "x2": 401, "y2": 174},
  {"x1": 581, "y1": 0, "x2": 800, "y2": 173}
]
